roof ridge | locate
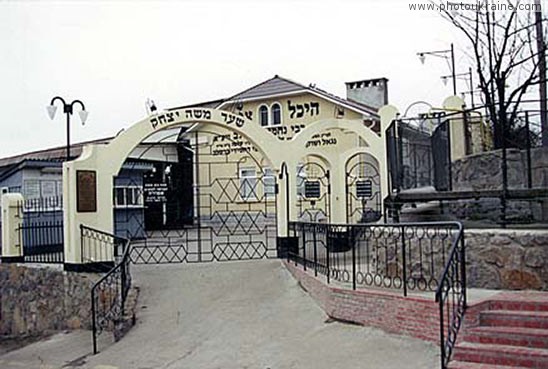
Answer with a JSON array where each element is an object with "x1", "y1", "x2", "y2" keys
[
  {"x1": 306, "y1": 84, "x2": 379, "y2": 114},
  {"x1": 225, "y1": 74, "x2": 306, "y2": 102}
]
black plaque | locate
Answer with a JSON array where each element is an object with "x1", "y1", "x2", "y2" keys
[
  {"x1": 356, "y1": 180, "x2": 373, "y2": 199},
  {"x1": 77, "y1": 170, "x2": 97, "y2": 212},
  {"x1": 144, "y1": 182, "x2": 168, "y2": 203},
  {"x1": 304, "y1": 181, "x2": 321, "y2": 199}
]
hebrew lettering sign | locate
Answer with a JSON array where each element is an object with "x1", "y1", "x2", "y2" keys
[
  {"x1": 144, "y1": 182, "x2": 168, "y2": 203},
  {"x1": 304, "y1": 181, "x2": 321, "y2": 199},
  {"x1": 356, "y1": 180, "x2": 373, "y2": 199},
  {"x1": 148, "y1": 109, "x2": 247, "y2": 130}
]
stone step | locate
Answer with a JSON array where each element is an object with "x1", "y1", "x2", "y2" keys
[
  {"x1": 448, "y1": 360, "x2": 530, "y2": 369},
  {"x1": 489, "y1": 296, "x2": 548, "y2": 312},
  {"x1": 452, "y1": 342, "x2": 548, "y2": 368},
  {"x1": 462, "y1": 326, "x2": 548, "y2": 349},
  {"x1": 480, "y1": 310, "x2": 548, "y2": 329}
]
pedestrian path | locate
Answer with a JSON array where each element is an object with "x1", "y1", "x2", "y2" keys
[{"x1": 0, "y1": 260, "x2": 439, "y2": 369}]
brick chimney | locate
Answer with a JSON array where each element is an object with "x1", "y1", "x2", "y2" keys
[{"x1": 345, "y1": 78, "x2": 389, "y2": 110}]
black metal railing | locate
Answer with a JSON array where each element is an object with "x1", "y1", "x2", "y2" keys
[
  {"x1": 16, "y1": 196, "x2": 64, "y2": 263},
  {"x1": 81, "y1": 225, "x2": 126, "y2": 264},
  {"x1": 288, "y1": 221, "x2": 466, "y2": 368},
  {"x1": 288, "y1": 221, "x2": 462, "y2": 296},
  {"x1": 82, "y1": 225, "x2": 132, "y2": 354},
  {"x1": 435, "y1": 226, "x2": 466, "y2": 369}
]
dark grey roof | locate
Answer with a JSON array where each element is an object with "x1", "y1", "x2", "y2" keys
[
  {"x1": 0, "y1": 137, "x2": 112, "y2": 168},
  {"x1": 227, "y1": 75, "x2": 305, "y2": 101},
  {"x1": 224, "y1": 75, "x2": 379, "y2": 117}
]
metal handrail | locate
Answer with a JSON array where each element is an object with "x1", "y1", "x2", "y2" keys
[
  {"x1": 83, "y1": 225, "x2": 132, "y2": 354},
  {"x1": 434, "y1": 225, "x2": 466, "y2": 369}
]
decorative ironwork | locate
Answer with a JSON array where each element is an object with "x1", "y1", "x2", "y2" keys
[
  {"x1": 436, "y1": 227, "x2": 466, "y2": 369},
  {"x1": 288, "y1": 221, "x2": 462, "y2": 295},
  {"x1": 345, "y1": 153, "x2": 381, "y2": 223},
  {"x1": 296, "y1": 161, "x2": 330, "y2": 222},
  {"x1": 84, "y1": 226, "x2": 132, "y2": 354},
  {"x1": 16, "y1": 196, "x2": 64, "y2": 263},
  {"x1": 116, "y1": 129, "x2": 278, "y2": 264}
]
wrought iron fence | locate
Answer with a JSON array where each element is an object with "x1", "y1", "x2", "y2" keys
[
  {"x1": 288, "y1": 221, "x2": 462, "y2": 295},
  {"x1": 82, "y1": 226, "x2": 132, "y2": 354},
  {"x1": 16, "y1": 196, "x2": 64, "y2": 263},
  {"x1": 435, "y1": 227, "x2": 466, "y2": 369},
  {"x1": 287, "y1": 221, "x2": 466, "y2": 368}
]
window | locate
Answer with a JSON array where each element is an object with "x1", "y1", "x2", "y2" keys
[
  {"x1": 239, "y1": 168, "x2": 257, "y2": 201},
  {"x1": 23, "y1": 179, "x2": 62, "y2": 199},
  {"x1": 271, "y1": 103, "x2": 282, "y2": 125},
  {"x1": 114, "y1": 186, "x2": 143, "y2": 208},
  {"x1": 263, "y1": 168, "x2": 276, "y2": 199},
  {"x1": 259, "y1": 105, "x2": 269, "y2": 127}
]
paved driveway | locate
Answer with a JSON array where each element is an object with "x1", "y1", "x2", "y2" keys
[{"x1": 0, "y1": 260, "x2": 439, "y2": 369}]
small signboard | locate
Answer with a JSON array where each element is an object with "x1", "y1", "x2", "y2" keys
[
  {"x1": 304, "y1": 181, "x2": 321, "y2": 199},
  {"x1": 356, "y1": 180, "x2": 373, "y2": 199},
  {"x1": 77, "y1": 170, "x2": 97, "y2": 212},
  {"x1": 144, "y1": 182, "x2": 168, "y2": 203}
]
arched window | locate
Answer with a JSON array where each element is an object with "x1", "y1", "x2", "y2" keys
[
  {"x1": 271, "y1": 103, "x2": 282, "y2": 125},
  {"x1": 259, "y1": 105, "x2": 269, "y2": 126}
]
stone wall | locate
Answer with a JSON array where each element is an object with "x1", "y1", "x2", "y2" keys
[
  {"x1": 450, "y1": 147, "x2": 548, "y2": 222},
  {"x1": 466, "y1": 229, "x2": 548, "y2": 290},
  {"x1": 0, "y1": 264, "x2": 98, "y2": 337}
]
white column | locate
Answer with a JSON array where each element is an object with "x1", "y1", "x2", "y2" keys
[{"x1": 1, "y1": 193, "x2": 24, "y2": 260}]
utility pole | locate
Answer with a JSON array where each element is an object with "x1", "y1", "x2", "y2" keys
[{"x1": 535, "y1": 0, "x2": 547, "y2": 146}]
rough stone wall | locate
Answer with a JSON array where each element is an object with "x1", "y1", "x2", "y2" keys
[
  {"x1": 466, "y1": 229, "x2": 548, "y2": 290},
  {"x1": 450, "y1": 147, "x2": 548, "y2": 222},
  {"x1": 0, "y1": 264, "x2": 97, "y2": 337}
]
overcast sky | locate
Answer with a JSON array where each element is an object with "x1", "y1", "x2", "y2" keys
[{"x1": 1, "y1": 0, "x2": 473, "y2": 158}]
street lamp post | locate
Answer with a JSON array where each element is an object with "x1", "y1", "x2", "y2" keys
[
  {"x1": 417, "y1": 43, "x2": 457, "y2": 95},
  {"x1": 46, "y1": 96, "x2": 88, "y2": 161},
  {"x1": 441, "y1": 67, "x2": 475, "y2": 106}
]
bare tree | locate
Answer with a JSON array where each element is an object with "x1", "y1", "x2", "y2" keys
[{"x1": 437, "y1": 0, "x2": 547, "y2": 148}]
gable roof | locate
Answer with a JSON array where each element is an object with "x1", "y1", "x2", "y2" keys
[
  {"x1": 227, "y1": 75, "x2": 305, "y2": 101},
  {"x1": 219, "y1": 75, "x2": 379, "y2": 118}
]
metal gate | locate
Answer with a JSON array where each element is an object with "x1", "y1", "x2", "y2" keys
[
  {"x1": 345, "y1": 153, "x2": 381, "y2": 223},
  {"x1": 115, "y1": 128, "x2": 278, "y2": 264},
  {"x1": 296, "y1": 161, "x2": 330, "y2": 222}
]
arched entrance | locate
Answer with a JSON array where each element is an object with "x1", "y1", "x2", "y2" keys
[
  {"x1": 126, "y1": 128, "x2": 279, "y2": 263},
  {"x1": 63, "y1": 108, "x2": 281, "y2": 268}
]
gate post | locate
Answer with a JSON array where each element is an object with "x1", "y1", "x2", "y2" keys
[
  {"x1": 276, "y1": 162, "x2": 298, "y2": 258},
  {"x1": 1, "y1": 193, "x2": 24, "y2": 262},
  {"x1": 330, "y1": 160, "x2": 347, "y2": 224},
  {"x1": 443, "y1": 96, "x2": 467, "y2": 162}
]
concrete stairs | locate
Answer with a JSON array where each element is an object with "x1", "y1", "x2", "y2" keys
[{"x1": 449, "y1": 295, "x2": 548, "y2": 368}]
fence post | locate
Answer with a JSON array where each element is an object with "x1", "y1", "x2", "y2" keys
[
  {"x1": 302, "y1": 224, "x2": 307, "y2": 271},
  {"x1": 351, "y1": 226, "x2": 356, "y2": 291},
  {"x1": 401, "y1": 225, "x2": 408, "y2": 297},
  {"x1": 326, "y1": 226, "x2": 330, "y2": 284},
  {"x1": 460, "y1": 229, "x2": 467, "y2": 309},
  {"x1": 313, "y1": 224, "x2": 318, "y2": 277},
  {"x1": 1, "y1": 193, "x2": 24, "y2": 262}
]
